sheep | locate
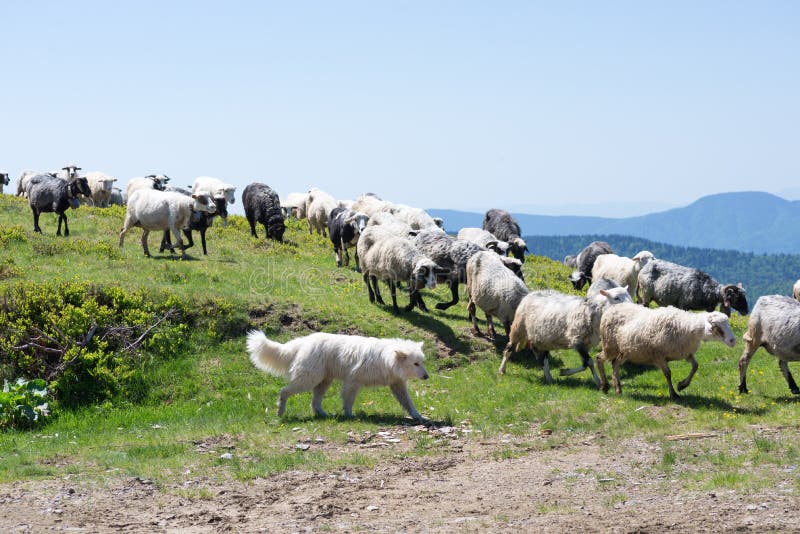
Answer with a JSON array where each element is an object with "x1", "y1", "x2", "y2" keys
[
  {"x1": 126, "y1": 174, "x2": 171, "y2": 199},
  {"x1": 366, "y1": 211, "x2": 416, "y2": 236},
  {"x1": 281, "y1": 192, "x2": 309, "y2": 219},
  {"x1": 563, "y1": 255, "x2": 577, "y2": 268},
  {"x1": 498, "y1": 281, "x2": 633, "y2": 382},
  {"x1": 328, "y1": 207, "x2": 369, "y2": 268},
  {"x1": 359, "y1": 231, "x2": 448, "y2": 313},
  {"x1": 26, "y1": 174, "x2": 92, "y2": 236},
  {"x1": 84, "y1": 171, "x2": 118, "y2": 207},
  {"x1": 738, "y1": 295, "x2": 800, "y2": 395},
  {"x1": 792, "y1": 280, "x2": 800, "y2": 301},
  {"x1": 119, "y1": 189, "x2": 217, "y2": 260},
  {"x1": 0, "y1": 171, "x2": 9, "y2": 194},
  {"x1": 433, "y1": 217, "x2": 444, "y2": 229},
  {"x1": 351, "y1": 193, "x2": 395, "y2": 217},
  {"x1": 591, "y1": 251, "x2": 655, "y2": 301},
  {"x1": 415, "y1": 230, "x2": 523, "y2": 311},
  {"x1": 305, "y1": 187, "x2": 339, "y2": 236},
  {"x1": 456, "y1": 227, "x2": 510, "y2": 255},
  {"x1": 109, "y1": 187, "x2": 125, "y2": 206},
  {"x1": 637, "y1": 259, "x2": 749, "y2": 317},
  {"x1": 482, "y1": 208, "x2": 528, "y2": 262},
  {"x1": 596, "y1": 303, "x2": 736, "y2": 399},
  {"x1": 159, "y1": 186, "x2": 228, "y2": 255},
  {"x1": 569, "y1": 241, "x2": 614, "y2": 290},
  {"x1": 390, "y1": 204, "x2": 443, "y2": 232},
  {"x1": 192, "y1": 176, "x2": 236, "y2": 205},
  {"x1": 243, "y1": 182, "x2": 286, "y2": 242},
  {"x1": 17, "y1": 170, "x2": 63, "y2": 197},
  {"x1": 466, "y1": 251, "x2": 529, "y2": 340}
]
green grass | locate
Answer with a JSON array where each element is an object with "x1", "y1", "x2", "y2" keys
[{"x1": 2, "y1": 194, "x2": 800, "y2": 494}]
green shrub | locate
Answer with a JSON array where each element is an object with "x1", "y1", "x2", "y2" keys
[{"x1": 0, "y1": 378, "x2": 51, "y2": 430}]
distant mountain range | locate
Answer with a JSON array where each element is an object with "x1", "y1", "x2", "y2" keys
[{"x1": 429, "y1": 191, "x2": 800, "y2": 254}]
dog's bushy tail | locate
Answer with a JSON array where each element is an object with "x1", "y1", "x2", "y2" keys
[{"x1": 247, "y1": 330, "x2": 294, "y2": 377}]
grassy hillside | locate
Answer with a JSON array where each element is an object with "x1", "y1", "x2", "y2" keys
[{"x1": 1, "y1": 194, "x2": 799, "y2": 493}]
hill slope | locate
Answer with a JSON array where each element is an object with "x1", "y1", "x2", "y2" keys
[{"x1": 430, "y1": 191, "x2": 800, "y2": 254}]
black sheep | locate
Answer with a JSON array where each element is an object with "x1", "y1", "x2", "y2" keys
[
  {"x1": 27, "y1": 175, "x2": 92, "y2": 236},
  {"x1": 483, "y1": 208, "x2": 528, "y2": 262},
  {"x1": 243, "y1": 183, "x2": 285, "y2": 242},
  {"x1": 328, "y1": 207, "x2": 369, "y2": 268},
  {"x1": 569, "y1": 241, "x2": 614, "y2": 290}
]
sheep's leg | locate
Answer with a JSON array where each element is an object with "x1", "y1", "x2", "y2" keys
[
  {"x1": 311, "y1": 378, "x2": 333, "y2": 417},
  {"x1": 596, "y1": 351, "x2": 610, "y2": 393},
  {"x1": 59, "y1": 212, "x2": 69, "y2": 237},
  {"x1": 468, "y1": 301, "x2": 482, "y2": 336},
  {"x1": 657, "y1": 361, "x2": 680, "y2": 400},
  {"x1": 738, "y1": 341, "x2": 758, "y2": 394},
  {"x1": 390, "y1": 382, "x2": 425, "y2": 422},
  {"x1": 159, "y1": 230, "x2": 172, "y2": 253},
  {"x1": 677, "y1": 354, "x2": 699, "y2": 391},
  {"x1": 32, "y1": 208, "x2": 42, "y2": 233},
  {"x1": 247, "y1": 214, "x2": 257, "y2": 237},
  {"x1": 541, "y1": 350, "x2": 554, "y2": 384},
  {"x1": 340, "y1": 239, "x2": 350, "y2": 267},
  {"x1": 486, "y1": 313, "x2": 497, "y2": 341},
  {"x1": 371, "y1": 276, "x2": 385, "y2": 305},
  {"x1": 435, "y1": 278, "x2": 459, "y2": 310},
  {"x1": 334, "y1": 245, "x2": 342, "y2": 267},
  {"x1": 391, "y1": 280, "x2": 403, "y2": 313},
  {"x1": 779, "y1": 360, "x2": 800, "y2": 395},
  {"x1": 140, "y1": 230, "x2": 151, "y2": 257},
  {"x1": 340, "y1": 381, "x2": 362, "y2": 417},
  {"x1": 364, "y1": 273, "x2": 376, "y2": 303},
  {"x1": 354, "y1": 250, "x2": 361, "y2": 273},
  {"x1": 611, "y1": 358, "x2": 623, "y2": 394},
  {"x1": 498, "y1": 342, "x2": 514, "y2": 375},
  {"x1": 188, "y1": 229, "x2": 201, "y2": 254},
  {"x1": 414, "y1": 291, "x2": 430, "y2": 313}
]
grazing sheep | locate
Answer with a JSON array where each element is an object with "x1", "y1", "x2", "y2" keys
[
  {"x1": 351, "y1": 192, "x2": 394, "y2": 217},
  {"x1": 637, "y1": 259, "x2": 749, "y2": 316},
  {"x1": 359, "y1": 232, "x2": 448, "y2": 313},
  {"x1": 27, "y1": 174, "x2": 92, "y2": 236},
  {"x1": 126, "y1": 174, "x2": 171, "y2": 199},
  {"x1": 109, "y1": 187, "x2": 125, "y2": 206},
  {"x1": 569, "y1": 241, "x2": 614, "y2": 290},
  {"x1": 482, "y1": 208, "x2": 528, "y2": 262},
  {"x1": 159, "y1": 186, "x2": 227, "y2": 255},
  {"x1": 415, "y1": 230, "x2": 523, "y2": 311},
  {"x1": 281, "y1": 192, "x2": 309, "y2": 219},
  {"x1": 597, "y1": 303, "x2": 736, "y2": 399},
  {"x1": 328, "y1": 207, "x2": 369, "y2": 268},
  {"x1": 498, "y1": 281, "x2": 633, "y2": 382},
  {"x1": 466, "y1": 251, "x2": 529, "y2": 340},
  {"x1": 84, "y1": 171, "x2": 118, "y2": 207},
  {"x1": 305, "y1": 187, "x2": 338, "y2": 236},
  {"x1": 792, "y1": 280, "x2": 800, "y2": 301},
  {"x1": 243, "y1": 182, "x2": 286, "y2": 242},
  {"x1": 119, "y1": 189, "x2": 216, "y2": 260},
  {"x1": 738, "y1": 295, "x2": 800, "y2": 395},
  {"x1": 591, "y1": 251, "x2": 654, "y2": 301},
  {"x1": 457, "y1": 227, "x2": 510, "y2": 255},
  {"x1": 192, "y1": 176, "x2": 236, "y2": 205},
  {"x1": 0, "y1": 171, "x2": 9, "y2": 194},
  {"x1": 563, "y1": 255, "x2": 577, "y2": 268}
]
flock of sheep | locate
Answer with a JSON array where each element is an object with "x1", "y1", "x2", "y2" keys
[{"x1": 7, "y1": 165, "x2": 800, "y2": 400}]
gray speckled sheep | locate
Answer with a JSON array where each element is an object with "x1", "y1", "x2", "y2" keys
[
  {"x1": 739, "y1": 295, "x2": 800, "y2": 395},
  {"x1": 570, "y1": 241, "x2": 613, "y2": 290},
  {"x1": 482, "y1": 209, "x2": 528, "y2": 262},
  {"x1": 498, "y1": 282, "x2": 632, "y2": 383},
  {"x1": 456, "y1": 227, "x2": 509, "y2": 255},
  {"x1": 597, "y1": 303, "x2": 736, "y2": 399},
  {"x1": 637, "y1": 259, "x2": 749, "y2": 316},
  {"x1": 466, "y1": 251, "x2": 529, "y2": 340}
]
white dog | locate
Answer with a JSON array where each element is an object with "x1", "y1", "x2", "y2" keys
[{"x1": 247, "y1": 330, "x2": 430, "y2": 421}]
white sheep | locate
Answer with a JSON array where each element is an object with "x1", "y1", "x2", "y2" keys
[
  {"x1": 126, "y1": 174, "x2": 170, "y2": 199},
  {"x1": 597, "y1": 303, "x2": 736, "y2": 399},
  {"x1": 466, "y1": 251, "x2": 529, "y2": 340},
  {"x1": 281, "y1": 192, "x2": 309, "y2": 219},
  {"x1": 84, "y1": 171, "x2": 118, "y2": 207},
  {"x1": 457, "y1": 227, "x2": 510, "y2": 255},
  {"x1": 591, "y1": 251, "x2": 654, "y2": 300},
  {"x1": 193, "y1": 176, "x2": 236, "y2": 205},
  {"x1": 305, "y1": 187, "x2": 339, "y2": 236},
  {"x1": 359, "y1": 232, "x2": 447, "y2": 313},
  {"x1": 793, "y1": 280, "x2": 800, "y2": 301},
  {"x1": 739, "y1": 295, "x2": 800, "y2": 395},
  {"x1": 390, "y1": 204, "x2": 443, "y2": 232},
  {"x1": 351, "y1": 193, "x2": 395, "y2": 217},
  {"x1": 498, "y1": 282, "x2": 633, "y2": 383},
  {"x1": 119, "y1": 189, "x2": 217, "y2": 260}
]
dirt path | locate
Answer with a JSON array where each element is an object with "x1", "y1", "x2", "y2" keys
[{"x1": 1, "y1": 432, "x2": 798, "y2": 533}]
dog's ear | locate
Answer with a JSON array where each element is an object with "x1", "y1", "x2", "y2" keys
[{"x1": 394, "y1": 350, "x2": 407, "y2": 360}]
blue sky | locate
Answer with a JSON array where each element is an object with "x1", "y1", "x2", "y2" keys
[{"x1": 2, "y1": 1, "x2": 798, "y2": 215}]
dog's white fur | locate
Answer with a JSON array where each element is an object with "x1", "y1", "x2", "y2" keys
[{"x1": 247, "y1": 330, "x2": 429, "y2": 421}]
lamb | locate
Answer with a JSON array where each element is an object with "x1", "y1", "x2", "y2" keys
[
  {"x1": 192, "y1": 176, "x2": 236, "y2": 205},
  {"x1": 569, "y1": 241, "x2": 614, "y2": 290},
  {"x1": 26, "y1": 174, "x2": 92, "y2": 236},
  {"x1": 738, "y1": 295, "x2": 800, "y2": 395},
  {"x1": 792, "y1": 280, "x2": 800, "y2": 301},
  {"x1": 498, "y1": 281, "x2": 633, "y2": 383},
  {"x1": 84, "y1": 171, "x2": 118, "y2": 207},
  {"x1": 637, "y1": 259, "x2": 749, "y2": 316},
  {"x1": 126, "y1": 174, "x2": 171, "y2": 199},
  {"x1": 119, "y1": 189, "x2": 217, "y2": 260},
  {"x1": 159, "y1": 186, "x2": 228, "y2": 255},
  {"x1": 415, "y1": 230, "x2": 523, "y2": 311},
  {"x1": 328, "y1": 207, "x2": 369, "y2": 268},
  {"x1": 596, "y1": 303, "x2": 736, "y2": 399},
  {"x1": 0, "y1": 171, "x2": 9, "y2": 194},
  {"x1": 482, "y1": 208, "x2": 528, "y2": 262},
  {"x1": 243, "y1": 182, "x2": 286, "y2": 242},
  {"x1": 456, "y1": 227, "x2": 510, "y2": 255},
  {"x1": 591, "y1": 251, "x2": 655, "y2": 301},
  {"x1": 281, "y1": 192, "x2": 309, "y2": 219},
  {"x1": 359, "y1": 232, "x2": 448, "y2": 313},
  {"x1": 466, "y1": 251, "x2": 529, "y2": 340},
  {"x1": 305, "y1": 187, "x2": 339, "y2": 236}
]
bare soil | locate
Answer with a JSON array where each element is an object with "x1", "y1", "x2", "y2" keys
[{"x1": 2, "y1": 427, "x2": 798, "y2": 533}]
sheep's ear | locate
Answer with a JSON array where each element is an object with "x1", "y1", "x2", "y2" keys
[
  {"x1": 623, "y1": 285, "x2": 628, "y2": 291},
  {"x1": 394, "y1": 350, "x2": 407, "y2": 360},
  {"x1": 599, "y1": 289, "x2": 608, "y2": 297},
  {"x1": 737, "y1": 282, "x2": 744, "y2": 288}
]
